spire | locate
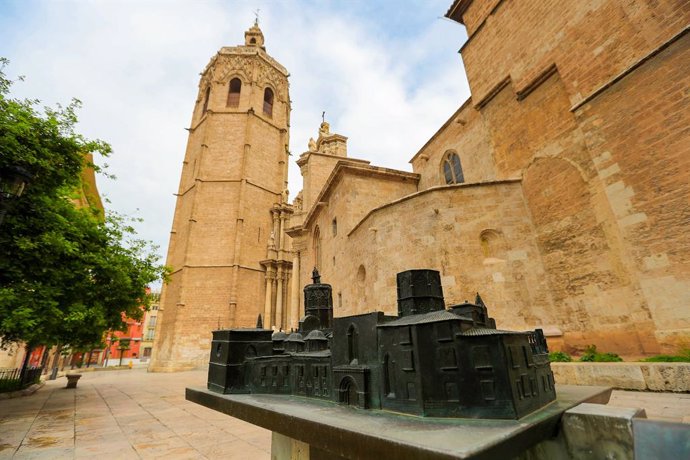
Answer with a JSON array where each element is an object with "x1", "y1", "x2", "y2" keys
[
  {"x1": 256, "y1": 314, "x2": 263, "y2": 329},
  {"x1": 245, "y1": 19, "x2": 265, "y2": 49},
  {"x1": 475, "y1": 293, "x2": 485, "y2": 306}
]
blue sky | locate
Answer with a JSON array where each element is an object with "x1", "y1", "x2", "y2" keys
[{"x1": 1, "y1": 0, "x2": 470, "y2": 277}]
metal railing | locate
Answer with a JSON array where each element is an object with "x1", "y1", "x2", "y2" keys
[{"x1": 0, "y1": 366, "x2": 43, "y2": 392}]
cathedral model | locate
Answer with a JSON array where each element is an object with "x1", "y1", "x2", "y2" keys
[
  {"x1": 151, "y1": 1, "x2": 689, "y2": 372},
  {"x1": 208, "y1": 269, "x2": 556, "y2": 420}
]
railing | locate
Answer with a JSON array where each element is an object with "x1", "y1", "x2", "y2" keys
[
  {"x1": 0, "y1": 366, "x2": 43, "y2": 393},
  {"x1": 0, "y1": 367, "x2": 21, "y2": 381}
]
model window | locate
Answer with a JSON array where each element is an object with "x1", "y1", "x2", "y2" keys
[
  {"x1": 472, "y1": 345, "x2": 492, "y2": 370},
  {"x1": 347, "y1": 324, "x2": 359, "y2": 364},
  {"x1": 263, "y1": 87, "x2": 274, "y2": 117},
  {"x1": 202, "y1": 86, "x2": 211, "y2": 114},
  {"x1": 383, "y1": 354, "x2": 395, "y2": 397},
  {"x1": 227, "y1": 78, "x2": 241, "y2": 107},
  {"x1": 401, "y1": 350, "x2": 415, "y2": 371},
  {"x1": 437, "y1": 347, "x2": 457, "y2": 371},
  {"x1": 442, "y1": 151, "x2": 464, "y2": 184}
]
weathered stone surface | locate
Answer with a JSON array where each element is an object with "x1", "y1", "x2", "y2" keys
[
  {"x1": 552, "y1": 363, "x2": 690, "y2": 392},
  {"x1": 290, "y1": 9, "x2": 690, "y2": 357},
  {"x1": 562, "y1": 404, "x2": 646, "y2": 460},
  {"x1": 634, "y1": 418, "x2": 690, "y2": 459},
  {"x1": 155, "y1": 2, "x2": 690, "y2": 368}
]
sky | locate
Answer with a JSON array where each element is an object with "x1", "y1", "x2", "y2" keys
[{"x1": 0, "y1": 0, "x2": 471, "y2": 278}]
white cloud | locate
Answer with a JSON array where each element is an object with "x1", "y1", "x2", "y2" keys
[{"x1": 1, "y1": 0, "x2": 469, "y2": 275}]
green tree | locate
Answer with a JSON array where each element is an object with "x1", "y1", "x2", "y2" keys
[{"x1": 0, "y1": 58, "x2": 167, "y2": 366}]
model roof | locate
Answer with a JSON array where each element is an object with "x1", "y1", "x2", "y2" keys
[{"x1": 378, "y1": 309, "x2": 464, "y2": 328}]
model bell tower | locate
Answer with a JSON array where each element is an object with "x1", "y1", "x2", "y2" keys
[{"x1": 150, "y1": 21, "x2": 292, "y2": 371}]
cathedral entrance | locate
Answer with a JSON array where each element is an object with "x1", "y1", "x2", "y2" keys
[{"x1": 339, "y1": 377, "x2": 359, "y2": 407}]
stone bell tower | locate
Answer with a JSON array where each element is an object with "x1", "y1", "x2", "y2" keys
[{"x1": 150, "y1": 21, "x2": 292, "y2": 371}]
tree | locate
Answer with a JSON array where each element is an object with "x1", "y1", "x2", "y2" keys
[{"x1": 0, "y1": 58, "x2": 167, "y2": 365}]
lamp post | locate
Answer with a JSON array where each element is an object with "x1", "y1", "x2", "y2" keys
[{"x1": 0, "y1": 165, "x2": 32, "y2": 225}]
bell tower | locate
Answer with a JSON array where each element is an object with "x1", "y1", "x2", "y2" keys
[{"x1": 150, "y1": 22, "x2": 291, "y2": 371}]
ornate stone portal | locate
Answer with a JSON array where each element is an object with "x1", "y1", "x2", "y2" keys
[{"x1": 208, "y1": 269, "x2": 556, "y2": 419}]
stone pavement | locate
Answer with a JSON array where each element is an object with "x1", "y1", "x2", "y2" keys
[
  {"x1": 607, "y1": 389, "x2": 690, "y2": 423},
  {"x1": 0, "y1": 368, "x2": 270, "y2": 459},
  {"x1": 0, "y1": 368, "x2": 688, "y2": 459}
]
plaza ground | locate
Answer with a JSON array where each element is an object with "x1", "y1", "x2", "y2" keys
[
  {"x1": 0, "y1": 368, "x2": 688, "y2": 459},
  {"x1": 0, "y1": 369, "x2": 270, "y2": 459}
]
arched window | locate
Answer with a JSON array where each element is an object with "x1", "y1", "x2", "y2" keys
[
  {"x1": 347, "y1": 324, "x2": 359, "y2": 364},
  {"x1": 263, "y1": 87, "x2": 274, "y2": 117},
  {"x1": 442, "y1": 151, "x2": 464, "y2": 184},
  {"x1": 480, "y1": 229, "x2": 504, "y2": 259},
  {"x1": 202, "y1": 86, "x2": 211, "y2": 115},
  {"x1": 227, "y1": 78, "x2": 241, "y2": 107},
  {"x1": 313, "y1": 226, "x2": 321, "y2": 270}
]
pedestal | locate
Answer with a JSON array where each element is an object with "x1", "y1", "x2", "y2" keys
[
  {"x1": 65, "y1": 374, "x2": 82, "y2": 389},
  {"x1": 186, "y1": 385, "x2": 612, "y2": 459}
]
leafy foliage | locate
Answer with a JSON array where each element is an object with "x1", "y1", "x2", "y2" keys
[
  {"x1": 0, "y1": 58, "x2": 167, "y2": 350},
  {"x1": 579, "y1": 345, "x2": 623, "y2": 362},
  {"x1": 548, "y1": 351, "x2": 572, "y2": 362},
  {"x1": 640, "y1": 348, "x2": 690, "y2": 362}
]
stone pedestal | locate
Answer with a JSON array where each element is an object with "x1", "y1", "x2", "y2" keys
[
  {"x1": 186, "y1": 385, "x2": 612, "y2": 459},
  {"x1": 65, "y1": 374, "x2": 81, "y2": 389}
]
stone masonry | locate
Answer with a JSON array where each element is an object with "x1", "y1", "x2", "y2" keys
[
  {"x1": 150, "y1": 23, "x2": 293, "y2": 371},
  {"x1": 153, "y1": 2, "x2": 689, "y2": 370}
]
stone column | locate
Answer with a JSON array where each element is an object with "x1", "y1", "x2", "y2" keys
[
  {"x1": 279, "y1": 212, "x2": 287, "y2": 252},
  {"x1": 275, "y1": 269, "x2": 284, "y2": 331},
  {"x1": 263, "y1": 270, "x2": 274, "y2": 329},
  {"x1": 272, "y1": 210, "x2": 280, "y2": 250},
  {"x1": 290, "y1": 252, "x2": 300, "y2": 331}
]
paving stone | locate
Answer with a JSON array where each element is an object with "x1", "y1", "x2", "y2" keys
[
  {"x1": 3, "y1": 368, "x2": 686, "y2": 459},
  {"x1": 0, "y1": 369, "x2": 270, "y2": 459}
]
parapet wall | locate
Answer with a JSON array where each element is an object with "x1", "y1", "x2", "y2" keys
[{"x1": 552, "y1": 362, "x2": 690, "y2": 392}]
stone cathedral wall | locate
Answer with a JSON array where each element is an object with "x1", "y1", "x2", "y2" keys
[{"x1": 404, "y1": 0, "x2": 690, "y2": 354}]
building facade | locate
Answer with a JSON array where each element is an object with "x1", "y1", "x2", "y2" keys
[
  {"x1": 103, "y1": 312, "x2": 145, "y2": 367},
  {"x1": 155, "y1": 0, "x2": 689, "y2": 370},
  {"x1": 139, "y1": 290, "x2": 160, "y2": 364},
  {"x1": 150, "y1": 22, "x2": 294, "y2": 371},
  {"x1": 288, "y1": 0, "x2": 690, "y2": 356}
]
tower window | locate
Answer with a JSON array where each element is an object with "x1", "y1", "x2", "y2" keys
[
  {"x1": 332, "y1": 218, "x2": 337, "y2": 236},
  {"x1": 442, "y1": 151, "x2": 464, "y2": 184},
  {"x1": 202, "y1": 86, "x2": 211, "y2": 115},
  {"x1": 263, "y1": 88, "x2": 274, "y2": 117},
  {"x1": 227, "y1": 78, "x2": 241, "y2": 107}
]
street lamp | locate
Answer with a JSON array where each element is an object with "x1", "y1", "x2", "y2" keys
[{"x1": 0, "y1": 165, "x2": 32, "y2": 225}]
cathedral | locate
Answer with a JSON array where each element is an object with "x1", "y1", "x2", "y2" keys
[{"x1": 149, "y1": 0, "x2": 690, "y2": 371}]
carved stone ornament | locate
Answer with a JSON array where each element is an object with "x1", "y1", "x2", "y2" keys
[{"x1": 215, "y1": 55, "x2": 253, "y2": 83}]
